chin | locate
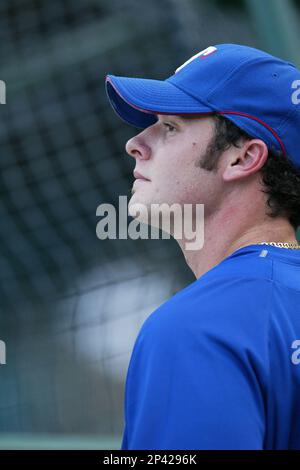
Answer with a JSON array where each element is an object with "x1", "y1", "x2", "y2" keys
[{"x1": 128, "y1": 191, "x2": 146, "y2": 212}]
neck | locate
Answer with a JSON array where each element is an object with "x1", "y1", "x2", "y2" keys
[{"x1": 176, "y1": 211, "x2": 297, "y2": 279}]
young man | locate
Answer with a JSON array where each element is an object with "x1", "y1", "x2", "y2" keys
[{"x1": 105, "y1": 44, "x2": 300, "y2": 449}]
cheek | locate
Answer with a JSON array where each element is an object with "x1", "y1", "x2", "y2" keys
[
  {"x1": 152, "y1": 142, "x2": 204, "y2": 197},
  {"x1": 179, "y1": 182, "x2": 201, "y2": 204}
]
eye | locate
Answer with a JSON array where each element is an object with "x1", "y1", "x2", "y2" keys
[{"x1": 163, "y1": 122, "x2": 176, "y2": 133}]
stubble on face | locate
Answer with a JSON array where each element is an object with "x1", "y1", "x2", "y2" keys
[{"x1": 128, "y1": 115, "x2": 219, "y2": 217}]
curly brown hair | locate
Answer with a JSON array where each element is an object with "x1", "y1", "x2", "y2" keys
[{"x1": 197, "y1": 113, "x2": 300, "y2": 232}]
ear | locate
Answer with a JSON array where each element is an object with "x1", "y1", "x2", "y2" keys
[{"x1": 222, "y1": 139, "x2": 269, "y2": 182}]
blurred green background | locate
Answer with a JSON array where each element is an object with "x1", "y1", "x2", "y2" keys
[{"x1": 0, "y1": 0, "x2": 299, "y2": 450}]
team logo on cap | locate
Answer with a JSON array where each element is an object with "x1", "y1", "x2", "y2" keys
[{"x1": 175, "y1": 46, "x2": 217, "y2": 74}]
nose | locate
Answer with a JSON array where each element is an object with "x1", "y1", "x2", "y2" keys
[{"x1": 125, "y1": 133, "x2": 151, "y2": 160}]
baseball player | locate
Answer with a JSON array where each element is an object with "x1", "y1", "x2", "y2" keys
[{"x1": 105, "y1": 44, "x2": 300, "y2": 449}]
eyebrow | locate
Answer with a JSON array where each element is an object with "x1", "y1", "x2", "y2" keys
[
  {"x1": 155, "y1": 114, "x2": 201, "y2": 124},
  {"x1": 155, "y1": 114, "x2": 189, "y2": 123}
]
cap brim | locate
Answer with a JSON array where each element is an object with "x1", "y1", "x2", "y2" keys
[{"x1": 105, "y1": 75, "x2": 213, "y2": 129}]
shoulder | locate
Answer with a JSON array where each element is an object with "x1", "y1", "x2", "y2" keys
[
  {"x1": 134, "y1": 245, "x2": 300, "y2": 363},
  {"x1": 145, "y1": 268, "x2": 273, "y2": 339},
  {"x1": 135, "y1": 270, "x2": 273, "y2": 372}
]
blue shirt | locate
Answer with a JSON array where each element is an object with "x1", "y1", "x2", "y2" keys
[{"x1": 121, "y1": 244, "x2": 300, "y2": 450}]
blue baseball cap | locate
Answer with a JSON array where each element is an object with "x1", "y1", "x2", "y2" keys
[{"x1": 105, "y1": 43, "x2": 300, "y2": 168}]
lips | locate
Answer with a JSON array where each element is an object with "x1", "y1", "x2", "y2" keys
[{"x1": 133, "y1": 170, "x2": 150, "y2": 181}]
